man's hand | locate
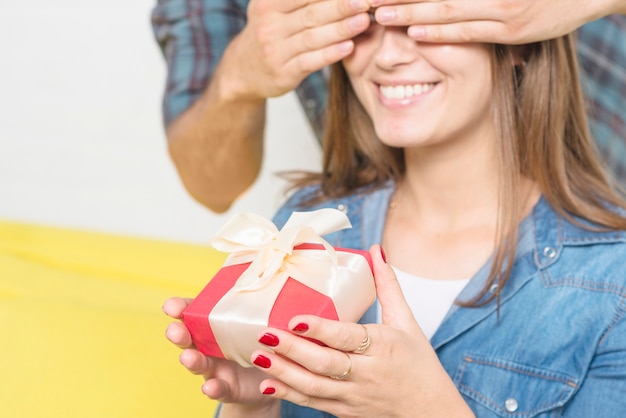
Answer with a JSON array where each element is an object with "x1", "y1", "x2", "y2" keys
[
  {"x1": 369, "y1": 0, "x2": 622, "y2": 44},
  {"x1": 222, "y1": 0, "x2": 372, "y2": 101}
]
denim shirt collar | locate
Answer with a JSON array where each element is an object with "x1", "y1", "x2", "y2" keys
[
  {"x1": 431, "y1": 196, "x2": 626, "y2": 349},
  {"x1": 274, "y1": 183, "x2": 626, "y2": 343}
]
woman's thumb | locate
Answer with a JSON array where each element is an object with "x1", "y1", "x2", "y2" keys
[{"x1": 369, "y1": 245, "x2": 421, "y2": 334}]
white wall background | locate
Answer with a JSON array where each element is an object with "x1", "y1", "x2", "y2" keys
[{"x1": 0, "y1": 0, "x2": 321, "y2": 244}]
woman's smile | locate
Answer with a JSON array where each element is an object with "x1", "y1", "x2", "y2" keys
[{"x1": 344, "y1": 25, "x2": 494, "y2": 149}]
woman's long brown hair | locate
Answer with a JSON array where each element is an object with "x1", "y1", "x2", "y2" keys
[{"x1": 288, "y1": 34, "x2": 626, "y2": 306}]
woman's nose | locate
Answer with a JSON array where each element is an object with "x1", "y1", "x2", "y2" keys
[{"x1": 373, "y1": 27, "x2": 418, "y2": 70}]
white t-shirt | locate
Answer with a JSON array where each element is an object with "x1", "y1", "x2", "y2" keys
[{"x1": 377, "y1": 266, "x2": 470, "y2": 340}]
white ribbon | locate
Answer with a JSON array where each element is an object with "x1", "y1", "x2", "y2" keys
[{"x1": 211, "y1": 208, "x2": 353, "y2": 292}]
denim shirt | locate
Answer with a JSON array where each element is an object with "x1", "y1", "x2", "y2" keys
[{"x1": 273, "y1": 183, "x2": 626, "y2": 418}]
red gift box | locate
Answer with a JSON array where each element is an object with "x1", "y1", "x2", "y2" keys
[{"x1": 181, "y1": 210, "x2": 376, "y2": 367}]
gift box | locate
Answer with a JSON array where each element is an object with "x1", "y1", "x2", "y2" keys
[{"x1": 181, "y1": 209, "x2": 376, "y2": 367}]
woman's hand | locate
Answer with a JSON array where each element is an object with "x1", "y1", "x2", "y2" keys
[
  {"x1": 163, "y1": 298, "x2": 278, "y2": 416},
  {"x1": 249, "y1": 245, "x2": 474, "y2": 417}
]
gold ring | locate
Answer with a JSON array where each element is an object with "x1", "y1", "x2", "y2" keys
[
  {"x1": 329, "y1": 352, "x2": 352, "y2": 380},
  {"x1": 352, "y1": 324, "x2": 371, "y2": 354}
]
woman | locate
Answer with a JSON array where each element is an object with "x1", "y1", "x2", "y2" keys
[{"x1": 164, "y1": 17, "x2": 626, "y2": 417}]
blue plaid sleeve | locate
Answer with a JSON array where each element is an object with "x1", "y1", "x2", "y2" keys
[
  {"x1": 151, "y1": 0, "x2": 247, "y2": 127},
  {"x1": 577, "y1": 15, "x2": 626, "y2": 187}
]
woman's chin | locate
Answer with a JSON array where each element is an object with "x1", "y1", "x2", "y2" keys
[{"x1": 377, "y1": 130, "x2": 427, "y2": 149}]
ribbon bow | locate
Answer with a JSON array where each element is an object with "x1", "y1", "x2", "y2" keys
[{"x1": 210, "y1": 209, "x2": 352, "y2": 292}]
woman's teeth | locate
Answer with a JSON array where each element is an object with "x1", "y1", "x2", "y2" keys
[{"x1": 379, "y1": 83, "x2": 435, "y2": 99}]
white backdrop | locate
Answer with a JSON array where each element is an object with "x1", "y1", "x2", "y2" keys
[{"x1": 0, "y1": 0, "x2": 321, "y2": 244}]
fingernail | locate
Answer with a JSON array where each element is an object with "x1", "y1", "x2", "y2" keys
[
  {"x1": 292, "y1": 323, "x2": 309, "y2": 333},
  {"x1": 376, "y1": 8, "x2": 395, "y2": 23},
  {"x1": 164, "y1": 324, "x2": 174, "y2": 339},
  {"x1": 380, "y1": 246, "x2": 387, "y2": 263},
  {"x1": 253, "y1": 354, "x2": 271, "y2": 369},
  {"x1": 259, "y1": 333, "x2": 279, "y2": 347},
  {"x1": 337, "y1": 40, "x2": 354, "y2": 55},
  {"x1": 349, "y1": 14, "x2": 369, "y2": 30},
  {"x1": 408, "y1": 26, "x2": 426, "y2": 40},
  {"x1": 262, "y1": 387, "x2": 276, "y2": 395}
]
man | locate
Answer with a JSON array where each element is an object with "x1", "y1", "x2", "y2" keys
[{"x1": 151, "y1": 0, "x2": 626, "y2": 213}]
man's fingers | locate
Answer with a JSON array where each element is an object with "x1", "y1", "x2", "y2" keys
[
  {"x1": 297, "y1": 0, "x2": 369, "y2": 29},
  {"x1": 370, "y1": 0, "x2": 576, "y2": 43},
  {"x1": 277, "y1": 0, "x2": 370, "y2": 17},
  {"x1": 407, "y1": 22, "x2": 513, "y2": 43},
  {"x1": 248, "y1": 8, "x2": 369, "y2": 90},
  {"x1": 288, "y1": 40, "x2": 354, "y2": 75},
  {"x1": 260, "y1": 0, "x2": 369, "y2": 34},
  {"x1": 373, "y1": 2, "x2": 493, "y2": 26},
  {"x1": 278, "y1": 12, "x2": 369, "y2": 58},
  {"x1": 241, "y1": 0, "x2": 371, "y2": 97},
  {"x1": 275, "y1": 12, "x2": 368, "y2": 76},
  {"x1": 266, "y1": 13, "x2": 367, "y2": 82},
  {"x1": 299, "y1": 12, "x2": 371, "y2": 50}
]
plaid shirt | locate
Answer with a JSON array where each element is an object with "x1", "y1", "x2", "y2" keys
[
  {"x1": 577, "y1": 16, "x2": 626, "y2": 186},
  {"x1": 151, "y1": 2, "x2": 626, "y2": 186}
]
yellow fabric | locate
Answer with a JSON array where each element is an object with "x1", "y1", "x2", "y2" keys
[{"x1": 0, "y1": 220, "x2": 225, "y2": 417}]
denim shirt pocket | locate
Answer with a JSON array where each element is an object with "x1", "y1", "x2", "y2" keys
[{"x1": 456, "y1": 354, "x2": 579, "y2": 417}]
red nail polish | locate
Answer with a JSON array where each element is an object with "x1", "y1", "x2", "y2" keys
[
  {"x1": 292, "y1": 323, "x2": 309, "y2": 333},
  {"x1": 259, "y1": 333, "x2": 279, "y2": 347},
  {"x1": 262, "y1": 387, "x2": 276, "y2": 395},
  {"x1": 380, "y1": 246, "x2": 387, "y2": 263},
  {"x1": 253, "y1": 354, "x2": 271, "y2": 369}
]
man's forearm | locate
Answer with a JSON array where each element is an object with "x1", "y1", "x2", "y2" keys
[{"x1": 166, "y1": 48, "x2": 267, "y2": 213}]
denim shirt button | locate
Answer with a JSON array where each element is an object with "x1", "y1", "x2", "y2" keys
[
  {"x1": 337, "y1": 204, "x2": 348, "y2": 214},
  {"x1": 504, "y1": 398, "x2": 519, "y2": 412},
  {"x1": 542, "y1": 246, "x2": 557, "y2": 259}
]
